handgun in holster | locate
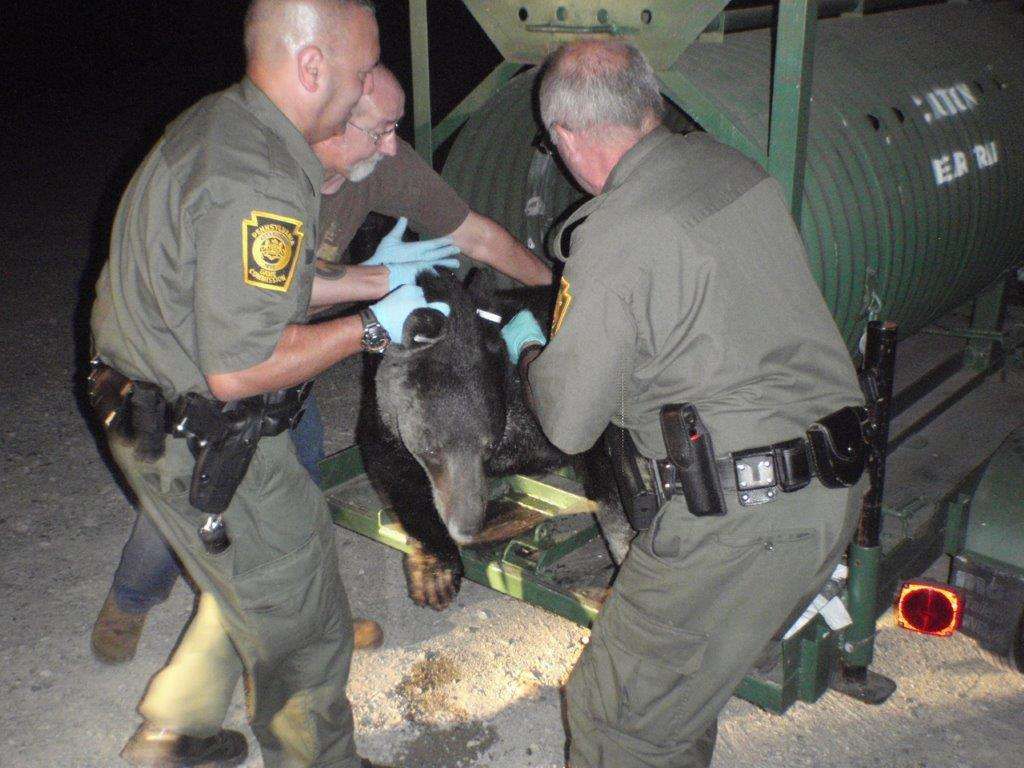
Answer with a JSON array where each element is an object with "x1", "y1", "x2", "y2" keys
[
  {"x1": 176, "y1": 395, "x2": 264, "y2": 516},
  {"x1": 176, "y1": 382, "x2": 313, "y2": 516},
  {"x1": 659, "y1": 403, "x2": 728, "y2": 517}
]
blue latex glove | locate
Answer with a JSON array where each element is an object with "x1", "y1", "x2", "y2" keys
[
  {"x1": 364, "y1": 217, "x2": 461, "y2": 267},
  {"x1": 501, "y1": 309, "x2": 546, "y2": 364},
  {"x1": 370, "y1": 284, "x2": 451, "y2": 341},
  {"x1": 386, "y1": 257, "x2": 460, "y2": 292}
]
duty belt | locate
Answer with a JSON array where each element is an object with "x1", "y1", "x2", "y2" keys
[{"x1": 654, "y1": 404, "x2": 869, "y2": 511}]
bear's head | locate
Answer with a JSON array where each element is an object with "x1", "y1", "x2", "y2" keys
[{"x1": 374, "y1": 270, "x2": 511, "y2": 545}]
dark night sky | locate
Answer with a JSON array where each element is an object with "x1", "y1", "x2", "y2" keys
[
  {"x1": 1, "y1": 1, "x2": 504, "y2": 369},
  {"x1": 7, "y1": 1, "x2": 502, "y2": 168}
]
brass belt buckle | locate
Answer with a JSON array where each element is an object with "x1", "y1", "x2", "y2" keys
[{"x1": 732, "y1": 447, "x2": 780, "y2": 506}]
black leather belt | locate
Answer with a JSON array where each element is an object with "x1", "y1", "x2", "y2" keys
[
  {"x1": 716, "y1": 437, "x2": 813, "y2": 506},
  {"x1": 657, "y1": 436, "x2": 814, "y2": 508}
]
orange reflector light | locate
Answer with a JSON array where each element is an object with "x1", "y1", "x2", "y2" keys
[{"x1": 894, "y1": 580, "x2": 964, "y2": 637}]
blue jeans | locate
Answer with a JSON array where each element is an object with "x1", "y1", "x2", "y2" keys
[{"x1": 111, "y1": 394, "x2": 327, "y2": 613}]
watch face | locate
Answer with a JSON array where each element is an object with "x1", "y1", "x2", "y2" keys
[{"x1": 361, "y1": 312, "x2": 390, "y2": 353}]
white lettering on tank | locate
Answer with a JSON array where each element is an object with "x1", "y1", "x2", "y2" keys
[
  {"x1": 912, "y1": 82, "x2": 980, "y2": 124},
  {"x1": 972, "y1": 140, "x2": 999, "y2": 169},
  {"x1": 931, "y1": 140, "x2": 999, "y2": 186},
  {"x1": 932, "y1": 155, "x2": 954, "y2": 185},
  {"x1": 952, "y1": 151, "x2": 969, "y2": 179}
]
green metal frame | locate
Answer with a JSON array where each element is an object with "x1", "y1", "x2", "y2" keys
[
  {"x1": 322, "y1": 444, "x2": 844, "y2": 712},
  {"x1": 408, "y1": 0, "x2": 816, "y2": 225}
]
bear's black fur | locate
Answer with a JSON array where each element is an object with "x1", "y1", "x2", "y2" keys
[{"x1": 356, "y1": 270, "x2": 631, "y2": 610}]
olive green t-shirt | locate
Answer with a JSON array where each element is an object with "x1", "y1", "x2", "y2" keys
[
  {"x1": 91, "y1": 78, "x2": 324, "y2": 399},
  {"x1": 316, "y1": 138, "x2": 470, "y2": 263},
  {"x1": 530, "y1": 127, "x2": 863, "y2": 458}
]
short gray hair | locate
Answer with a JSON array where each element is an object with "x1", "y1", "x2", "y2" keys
[{"x1": 538, "y1": 40, "x2": 664, "y2": 134}]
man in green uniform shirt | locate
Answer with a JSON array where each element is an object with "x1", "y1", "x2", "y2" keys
[
  {"x1": 502, "y1": 41, "x2": 865, "y2": 768},
  {"x1": 89, "y1": 2, "x2": 438, "y2": 766}
]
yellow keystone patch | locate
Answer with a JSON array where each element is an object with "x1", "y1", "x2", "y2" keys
[
  {"x1": 551, "y1": 276, "x2": 572, "y2": 337},
  {"x1": 242, "y1": 211, "x2": 304, "y2": 292}
]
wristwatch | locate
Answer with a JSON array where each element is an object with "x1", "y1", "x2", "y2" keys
[{"x1": 359, "y1": 308, "x2": 391, "y2": 353}]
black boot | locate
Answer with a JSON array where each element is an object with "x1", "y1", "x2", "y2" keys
[{"x1": 120, "y1": 722, "x2": 248, "y2": 767}]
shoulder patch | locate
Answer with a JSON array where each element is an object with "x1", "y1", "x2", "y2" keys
[
  {"x1": 551, "y1": 277, "x2": 572, "y2": 337},
  {"x1": 242, "y1": 211, "x2": 304, "y2": 292}
]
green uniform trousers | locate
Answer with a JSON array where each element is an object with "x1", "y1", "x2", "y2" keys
[
  {"x1": 566, "y1": 479, "x2": 862, "y2": 768},
  {"x1": 110, "y1": 431, "x2": 359, "y2": 768}
]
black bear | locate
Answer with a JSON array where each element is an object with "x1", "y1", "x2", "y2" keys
[{"x1": 356, "y1": 270, "x2": 632, "y2": 610}]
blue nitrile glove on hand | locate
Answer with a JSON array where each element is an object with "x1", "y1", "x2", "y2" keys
[
  {"x1": 364, "y1": 217, "x2": 461, "y2": 268},
  {"x1": 386, "y1": 257, "x2": 460, "y2": 292},
  {"x1": 370, "y1": 283, "x2": 451, "y2": 341},
  {"x1": 501, "y1": 309, "x2": 546, "y2": 364}
]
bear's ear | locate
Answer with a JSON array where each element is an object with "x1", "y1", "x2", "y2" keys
[
  {"x1": 465, "y1": 268, "x2": 496, "y2": 303},
  {"x1": 401, "y1": 306, "x2": 449, "y2": 348}
]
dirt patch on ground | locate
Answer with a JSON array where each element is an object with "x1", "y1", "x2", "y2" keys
[
  {"x1": 396, "y1": 651, "x2": 466, "y2": 723},
  {"x1": 392, "y1": 719, "x2": 499, "y2": 768}
]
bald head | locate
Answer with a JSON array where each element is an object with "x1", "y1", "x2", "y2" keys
[
  {"x1": 538, "y1": 40, "x2": 663, "y2": 135},
  {"x1": 242, "y1": 0, "x2": 379, "y2": 144},
  {"x1": 244, "y1": 0, "x2": 374, "y2": 66},
  {"x1": 350, "y1": 64, "x2": 404, "y2": 125}
]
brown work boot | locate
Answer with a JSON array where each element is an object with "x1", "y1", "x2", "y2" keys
[
  {"x1": 91, "y1": 591, "x2": 147, "y2": 664},
  {"x1": 353, "y1": 618, "x2": 384, "y2": 650},
  {"x1": 120, "y1": 722, "x2": 247, "y2": 767}
]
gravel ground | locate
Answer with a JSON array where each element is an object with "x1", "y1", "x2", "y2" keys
[{"x1": 3, "y1": 45, "x2": 1023, "y2": 768}]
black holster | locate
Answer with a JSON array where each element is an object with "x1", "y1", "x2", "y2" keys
[
  {"x1": 172, "y1": 383, "x2": 313, "y2": 515},
  {"x1": 805, "y1": 405, "x2": 870, "y2": 488},
  {"x1": 602, "y1": 425, "x2": 661, "y2": 531},
  {"x1": 660, "y1": 404, "x2": 728, "y2": 517}
]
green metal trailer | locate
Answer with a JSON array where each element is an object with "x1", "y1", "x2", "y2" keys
[{"x1": 323, "y1": 0, "x2": 1024, "y2": 713}]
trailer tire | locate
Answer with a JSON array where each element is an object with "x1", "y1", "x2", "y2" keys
[
  {"x1": 973, "y1": 605, "x2": 1024, "y2": 674},
  {"x1": 951, "y1": 555, "x2": 1024, "y2": 675}
]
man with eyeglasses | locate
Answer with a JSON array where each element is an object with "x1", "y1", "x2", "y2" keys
[
  {"x1": 311, "y1": 65, "x2": 552, "y2": 289},
  {"x1": 272, "y1": 65, "x2": 555, "y2": 498}
]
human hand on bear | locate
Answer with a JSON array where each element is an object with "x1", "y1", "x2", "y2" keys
[
  {"x1": 371, "y1": 284, "x2": 451, "y2": 341},
  {"x1": 386, "y1": 257, "x2": 460, "y2": 292},
  {"x1": 501, "y1": 310, "x2": 546, "y2": 363},
  {"x1": 364, "y1": 217, "x2": 461, "y2": 267}
]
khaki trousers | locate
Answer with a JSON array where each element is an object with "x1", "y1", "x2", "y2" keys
[
  {"x1": 567, "y1": 480, "x2": 862, "y2": 768},
  {"x1": 111, "y1": 432, "x2": 359, "y2": 768}
]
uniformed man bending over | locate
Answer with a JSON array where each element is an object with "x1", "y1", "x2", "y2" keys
[
  {"x1": 90, "y1": 2, "x2": 433, "y2": 766},
  {"x1": 500, "y1": 41, "x2": 865, "y2": 768}
]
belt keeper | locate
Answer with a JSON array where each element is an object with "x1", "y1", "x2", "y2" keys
[{"x1": 774, "y1": 438, "x2": 812, "y2": 492}]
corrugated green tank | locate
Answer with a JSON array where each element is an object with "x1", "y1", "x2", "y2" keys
[{"x1": 443, "y1": 1, "x2": 1024, "y2": 348}]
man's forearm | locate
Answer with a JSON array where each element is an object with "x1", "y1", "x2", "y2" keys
[
  {"x1": 206, "y1": 315, "x2": 364, "y2": 401},
  {"x1": 309, "y1": 262, "x2": 389, "y2": 309},
  {"x1": 452, "y1": 213, "x2": 552, "y2": 286}
]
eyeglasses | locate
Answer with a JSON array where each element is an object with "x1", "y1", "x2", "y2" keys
[
  {"x1": 531, "y1": 129, "x2": 558, "y2": 157},
  {"x1": 347, "y1": 121, "x2": 399, "y2": 146}
]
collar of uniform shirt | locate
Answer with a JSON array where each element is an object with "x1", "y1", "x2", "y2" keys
[
  {"x1": 239, "y1": 77, "x2": 325, "y2": 195},
  {"x1": 601, "y1": 124, "x2": 674, "y2": 195}
]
